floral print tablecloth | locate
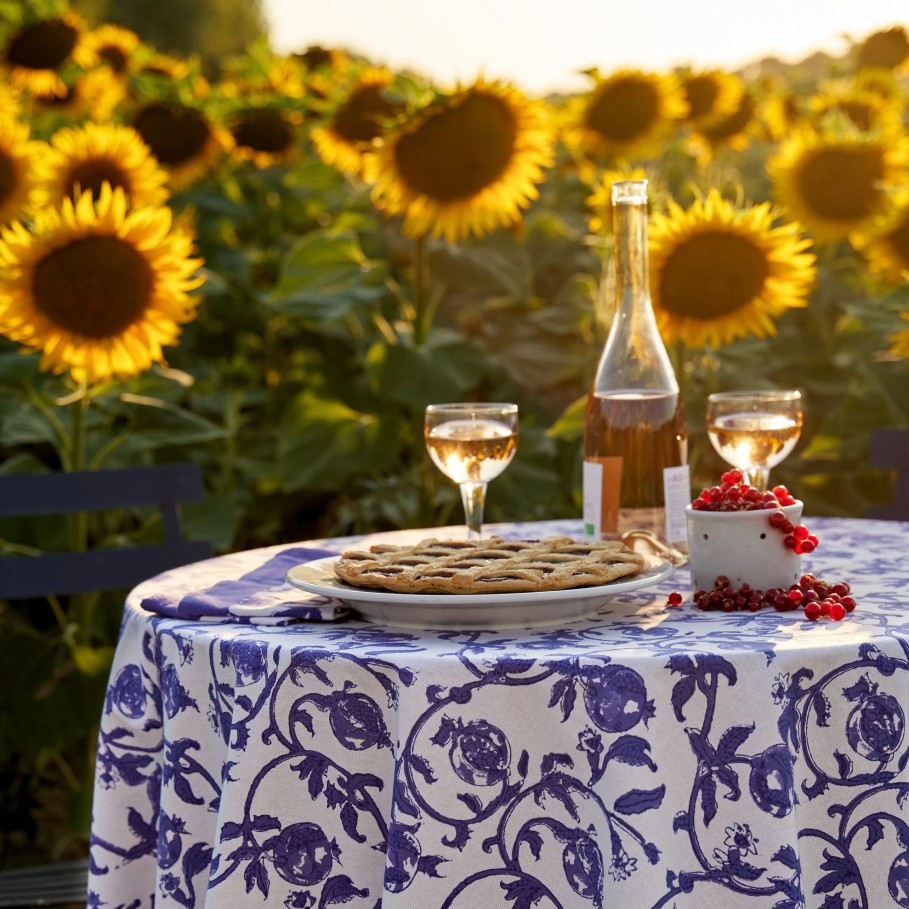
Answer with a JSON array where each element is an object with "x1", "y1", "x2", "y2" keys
[{"x1": 89, "y1": 518, "x2": 909, "y2": 909}]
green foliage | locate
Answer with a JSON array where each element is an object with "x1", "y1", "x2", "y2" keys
[{"x1": 72, "y1": 0, "x2": 267, "y2": 72}]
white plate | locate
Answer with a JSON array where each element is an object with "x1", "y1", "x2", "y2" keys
[{"x1": 285, "y1": 555, "x2": 674, "y2": 629}]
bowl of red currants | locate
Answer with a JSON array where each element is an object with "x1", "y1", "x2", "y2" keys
[{"x1": 686, "y1": 469, "x2": 815, "y2": 592}]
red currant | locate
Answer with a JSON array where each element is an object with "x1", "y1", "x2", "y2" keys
[{"x1": 804, "y1": 602, "x2": 822, "y2": 621}]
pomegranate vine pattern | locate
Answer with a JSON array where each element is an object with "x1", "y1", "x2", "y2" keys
[{"x1": 89, "y1": 518, "x2": 909, "y2": 908}]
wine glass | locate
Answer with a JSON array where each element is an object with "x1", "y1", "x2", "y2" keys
[
  {"x1": 706, "y1": 390, "x2": 803, "y2": 491},
  {"x1": 424, "y1": 403, "x2": 519, "y2": 540}
]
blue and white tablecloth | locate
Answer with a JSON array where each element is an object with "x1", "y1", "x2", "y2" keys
[{"x1": 88, "y1": 519, "x2": 909, "y2": 909}]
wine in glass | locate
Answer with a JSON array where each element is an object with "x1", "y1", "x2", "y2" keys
[
  {"x1": 424, "y1": 403, "x2": 519, "y2": 540},
  {"x1": 706, "y1": 390, "x2": 803, "y2": 491}
]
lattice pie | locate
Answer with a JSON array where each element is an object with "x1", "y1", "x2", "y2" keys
[{"x1": 333, "y1": 536, "x2": 646, "y2": 594}]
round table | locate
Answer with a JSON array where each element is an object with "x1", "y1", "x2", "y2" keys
[{"x1": 88, "y1": 518, "x2": 909, "y2": 909}]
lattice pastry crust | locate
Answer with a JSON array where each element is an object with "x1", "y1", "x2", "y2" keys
[{"x1": 333, "y1": 536, "x2": 647, "y2": 594}]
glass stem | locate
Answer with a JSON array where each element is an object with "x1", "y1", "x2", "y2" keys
[
  {"x1": 744, "y1": 467, "x2": 771, "y2": 491},
  {"x1": 460, "y1": 481, "x2": 487, "y2": 540}
]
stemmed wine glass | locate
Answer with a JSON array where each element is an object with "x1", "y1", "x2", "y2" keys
[
  {"x1": 706, "y1": 389, "x2": 803, "y2": 491},
  {"x1": 424, "y1": 403, "x2": 519, "y2": 540}
]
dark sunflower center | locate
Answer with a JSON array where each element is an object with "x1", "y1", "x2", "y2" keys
[
  {"x1": 797, "y1": 146, "x2": 883, "y2": 221},
  {"x1": 5, "y1": 19, "x2": 77, "y2": 71},
  {"x1": 296, "y1": 46, "x2": 332, "y2": 70},
  {"x1": 66, "y1": 160, "x2": 129, "y2": 201},
  {"x1": 659, "y1": 232, "x2": 769, "y2": 319},
  {"x1": 587, "y1": 78, "x2": 659, "y2": 141},
  {"x1": 0, "y1": 150, "x2": 15, "y2": 207},
  {"x1": 701, "y1": 93, "x2": 754, "y2": 140},
  {"x1": 32, "y1": 236, "x2": 154, "y2": 338},
  {"x1": 859, "y1": 29, "x2": 909, "y2": 70},
  {"x1": 99, "y1": 45, "x2": 128, "y2": 73},
  {"x1": 393, "y1": 92, "x2": 517, "y2": 203},
  {"x1": 684, "y1": 77, "x2": 719, "y2": 120},
  {"x1": 232, "y1": 109, "x2": 293, "y2": 153},
  {"x1": 838, "y1": 101, "x2": 874, "y2": 132},
  {"x1": 132, "y1": 103, "x2": 210, "y2": 167},
  {"x1": 332, "y1": 84, "x2": 401, "y2": 143}
]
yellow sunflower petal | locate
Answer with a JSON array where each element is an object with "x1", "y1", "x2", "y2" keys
[{"x1": 0, "y1": 117, "x2": 43, "y2": 225}]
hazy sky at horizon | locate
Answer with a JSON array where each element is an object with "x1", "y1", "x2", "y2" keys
[{"x1": 263, "y1": 0, "x2": 908, "y2": 94}]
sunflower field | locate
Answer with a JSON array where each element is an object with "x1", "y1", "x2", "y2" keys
[{"x1": 1, "y1": 0, "x2": 909, "y2": 865}]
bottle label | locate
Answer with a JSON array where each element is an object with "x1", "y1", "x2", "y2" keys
[
  {"x1": 582, "y1": 457, "x2": 622, "y2": 538},
  {"x1": 663, "y1": 465, "x2": 691, "y2": 545}
]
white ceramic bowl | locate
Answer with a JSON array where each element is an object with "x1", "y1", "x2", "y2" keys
[{"x1": 685, "y1": 501, "x2": 803, "y2": 592}]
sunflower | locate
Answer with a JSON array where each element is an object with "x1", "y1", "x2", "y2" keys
[
  {"x1": 688, "y1": 89, "x2": 758, "y2": 162},
  {"x1": 806, "y1": 83, "x2": 903, "y2": 134},
  {"x1": 853, "y1": 188, "x2": 909, "y2": 283},
  {"x1": 586, "y1": 166, "x2": 650, "y2": 235},
  {"x1": 856, "y1": 26, "x2": 909, "y2": 72},
  {"x1": 0, "y1": 10, "x2": 94, "y2": 96},
  {"x1": 648, "y1": 190, "x2": 817, "y2": 348},
  {"x1": 129, "y1": 100, "x2": 231, "y2": 192},
  {"x1": 80, "y1": 24, "x2": 140, "y2": 76},
  {"x1": 566, "y1": 69, "x2": 688, "y2": 160},
  {"x1": 0, "y1": 185, "x2": 203, "y2": 383},
  {"x1": 853, "y1": 67, "x2": 902, "y2": 102},
  {"x1": 130, "y1": 51, "x2": 211, "y2": 100},
  {"x1": 310, "y1": 68, "x2": 404, "y2": 179},
  {"x1": 371, "y1": 78, "x2": 553, "y2": 243},
  {"x1": 293, "y1": 45, "x2": 347, "y2": 75},
  {"x1": 0, "y1": 118, "x2": 43, "y2": 225},
  {"x1": 229, "y1": 104, "x2": 302, "y2": 168},
  {"x1": 221, "y1": 55, "x2": 306, "y2": 100},
  {"x1": 758, "y1": 87, "x2": 804, "y2": 141},
  {"x1": 768, "y1": 124, "x2": 909, "y2": 244},
  {"x1": 31, "y1": 68, "x2": 123, "y2": 124},
  {"x1": 679, "y1": 69, "x2": 743, "y2": 129},
  {"x1": 33, "y1": 122, "x2": 169, "y2": 210}
]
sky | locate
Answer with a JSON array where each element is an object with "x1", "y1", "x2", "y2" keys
[{"x1": 263, "y1": 0, "x2": 908, "y2": 94}]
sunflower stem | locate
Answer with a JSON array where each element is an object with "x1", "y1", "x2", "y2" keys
[
  {"x1": 412, "y1": 233, "x2": 429, "y2": 345},
  {"x1": 24, "y1": 384, "x2": 71, "y2": 464},
  {"x1": 67, "y1": 380, "x2": 92, "y2": 642}
]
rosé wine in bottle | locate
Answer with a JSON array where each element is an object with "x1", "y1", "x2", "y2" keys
[{"x1": 582, "y1": 181, "x2": 689, "y2": 543}]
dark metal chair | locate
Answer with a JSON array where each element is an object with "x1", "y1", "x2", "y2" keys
[
  {"x1": 0, "y1": 462, "x2": 213, "y2": 907},
  {"x1": 867, "y1": 427, "x2": 909, "y2": 520}
]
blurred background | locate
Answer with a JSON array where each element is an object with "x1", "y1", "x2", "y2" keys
[{"x1": 1, "y1": 0, "x2": 907, "y2": 876}]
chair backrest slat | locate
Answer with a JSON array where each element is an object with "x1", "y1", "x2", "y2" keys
[
  {"x1": 0, "y1": 463, "x2": 205, "y2": 517},
  {"x1": 0, "y1": 463, "x2": 213, "y2": 599},
  {"x1": 0, "y1": 543, "x2": 213, "y2": 600},
  {"x1": 868, "y1": 428, "x2": 909, "y2": 521}
]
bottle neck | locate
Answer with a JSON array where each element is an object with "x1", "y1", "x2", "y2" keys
[
  {"x1": 592, "y1": 197, "x2": 678, "y2": 395},
  {"x1": 614, "y1": 199, "x2": 651, "y2": 312}
]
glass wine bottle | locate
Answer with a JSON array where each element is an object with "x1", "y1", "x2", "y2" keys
[{"x1": 582, "y1": 180, "x2": 689, "y2": 544}]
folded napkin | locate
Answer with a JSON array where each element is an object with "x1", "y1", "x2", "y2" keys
[{"x1": 140, "y1": 546, "x2": 350, "y2": 625}]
